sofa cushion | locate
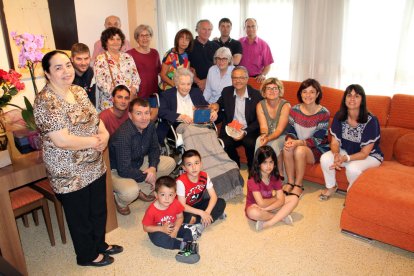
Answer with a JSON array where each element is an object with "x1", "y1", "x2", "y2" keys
[
  {"x1": 388, "y1": 94, "x2": 414, "y2": 129},
  {"x1": 394, "y1": 133, "x2": 414, "y2": 166},
  {"x1": 366, "y1": 95, "x2": 391, "y2": 127},
  {"x1": 345, "y1": 165, "x2": 414, "y2": 236},
  {"x1": 379, "y1": 128, "x2": 401, "y2": 161}
]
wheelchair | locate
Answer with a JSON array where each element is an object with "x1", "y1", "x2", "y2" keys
[{"x1": 152, "y1": 93, "x2": 223, "y2": 176}]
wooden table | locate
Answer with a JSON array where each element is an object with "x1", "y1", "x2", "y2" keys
[{"x1": 0, "y1": 134, "x2": 118, "y2": 275}]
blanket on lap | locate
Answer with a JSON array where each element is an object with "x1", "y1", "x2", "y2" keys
[{"x1": 176, "y1": 124, "x2": 244, "y2": 200}]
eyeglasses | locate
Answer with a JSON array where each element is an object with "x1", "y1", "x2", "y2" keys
[
  {"x1": 139, "y1": 34, "x2": 151, "y2": 38},
  {"x1": 265, "y1": 87, "x2": 279, "y2": 91},
  {"x1": 231, "y1": 76, "x2": 248, "y2": 81},
  {"x1": 215, "y1": 57, "x2": 228, "y2": 62}
]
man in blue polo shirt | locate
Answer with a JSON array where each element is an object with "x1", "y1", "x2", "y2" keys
[{"x1": 189, "y1": 19, "x2": 219, "y2": 92}]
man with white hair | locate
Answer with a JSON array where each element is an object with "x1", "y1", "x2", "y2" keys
[
  {"x1": 91, "y1": 15, "x2": 132, "y2": 64},
  {"x1": 188, "y1": 19, "x2": 220, "y2": 92}
]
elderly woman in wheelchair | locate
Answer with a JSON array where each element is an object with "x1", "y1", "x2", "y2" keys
[{"x1": 156, "y1": 67, "x2": 218, "y2": 150}]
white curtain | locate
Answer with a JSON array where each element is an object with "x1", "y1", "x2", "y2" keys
[
  {"x1": 157, "y1": 0, "x2": 414, "y2": 96},
  {"x1": 340, "y1": 0, "x2": 411, "y2": 95},
  {"x1": 157, "y1": 0, "x2": 242, "y2": 57},
  {"x1": 289, "y1": 0, "x2": 344, "y2": 88},
  {"x1": 157, "y1": 0, "x2": 293, "y2": 79}
]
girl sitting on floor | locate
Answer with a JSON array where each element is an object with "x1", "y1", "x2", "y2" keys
[{"x1": 246, "y1": 146, "x2": 299, "y2": 231}]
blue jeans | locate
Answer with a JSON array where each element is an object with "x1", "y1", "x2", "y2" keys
[{"x1": 148, "y1": 224, "x2": 193, "y2": 250}]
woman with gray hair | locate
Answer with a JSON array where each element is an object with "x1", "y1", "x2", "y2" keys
[
  {"x1": 127, "y1": 25, "x2": 161, "y2": 99},
  {"x1": 203, "y1": 47, "x2": 235, "y2": 104},
  {"x1": 157, "y1": 68, "x2": 218, "y2": 144}
]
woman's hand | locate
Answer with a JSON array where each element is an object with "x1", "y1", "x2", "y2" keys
[
  {"x1": 285, "y1": 139, "x2": 305, "y2": 151},
  {"x1": 178, "y1": 114, "x2": 193, "y2": 124},
  {"x1": 93, "y1": 132, "x2": 109, "y2": 151},
  {"x1": 329, "y1": 153, "x2": 347, "y2": 170},
  {"x1": 284, "y1": 139, "x2": 296, "y2": 151},
  {"x1": 259, "y1": 134, "x2": 269, "y2": 147},
  {"x1": 210, "y1": 110, "x2": 218, "y2": 122}
]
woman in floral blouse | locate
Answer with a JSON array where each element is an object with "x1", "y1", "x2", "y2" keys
[
  {"x1": 34, "y1": 50, "x2": 122, "y2": 267},
  {"x1": 94, "y1": 27, "x2": 140, "y2": 112},
  {"x1": 159, "y1": 29, "x2": 193, "y2": 91}
]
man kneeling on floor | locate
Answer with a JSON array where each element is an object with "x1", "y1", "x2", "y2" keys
[{"x1": 109, "y1": 98, "x2": 176, "y2": 215}]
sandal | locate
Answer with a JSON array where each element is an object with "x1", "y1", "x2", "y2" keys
[
  {"x1": 288, "y1": 184, "x2": 304, "y2": 199},
  {"x1": 283, "y1": 183, "x2": 294, "y2": 196},
  {"x1": 319, "y1": 186, "x2": 338, "y2": 201}
]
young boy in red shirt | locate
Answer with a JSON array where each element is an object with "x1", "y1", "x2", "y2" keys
[
  {"x1": 142, "y1": 176, "x2": 202, "y2": 264},
  {"x1": 176, "y1": 149, "x2": 226, "y2": 227}
]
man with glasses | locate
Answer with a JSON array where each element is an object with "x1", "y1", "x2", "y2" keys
[
  {"x1": 239, "y1": 18, "x2": 274, "y2": 83},
  {"x1": 212, "y1": 66, "x2": 263, "y2": 170}
]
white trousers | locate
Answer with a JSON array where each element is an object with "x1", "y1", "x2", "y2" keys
[{"x1": 320, "y1": 149, "x2": 381, "y2": 191}]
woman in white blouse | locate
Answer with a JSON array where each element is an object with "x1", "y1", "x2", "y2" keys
[{"x1": 203, "y1": 47, "x2": 234, "y2": 104}]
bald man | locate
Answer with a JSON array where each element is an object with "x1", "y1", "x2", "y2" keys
[
  {"x1": 91, "y1": 15, "x2": 132, "y2": 64},
  {"x1": 239, "y1": 18, "x2": 273, "y2": 83}
]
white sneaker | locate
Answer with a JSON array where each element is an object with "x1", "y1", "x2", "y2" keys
[
  {"x1": 282, "y1": 215, "x2": 293, "y2": 225},
  {"x1": 255, "y1": 220, "x2": 264, "y2": 231},
  {"x1": 183, "y1": 223, "x2": 204, "y2": 241}
]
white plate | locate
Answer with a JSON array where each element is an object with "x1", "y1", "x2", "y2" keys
[{"x1": 225, "y1": 125, "x2": 244, "y2": 139}]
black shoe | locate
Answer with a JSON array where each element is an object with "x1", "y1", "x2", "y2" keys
[
  {"x1": 175, "y1": 242, "x2": 200, "y2": 264},
  {"x1": 77, "y1": 254, "x2": 114, "y2": 267},
  {"x1": 103, "y1": 244, "x2": 123, "y2": 255}
]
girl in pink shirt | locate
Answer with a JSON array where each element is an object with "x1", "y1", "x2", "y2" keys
[{"x1": 246, "y1": 146, "x2": 299, "y2": 231}]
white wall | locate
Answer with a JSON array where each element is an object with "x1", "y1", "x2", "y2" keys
[
  {"x1": 0, "y1": 0, "x2": 158, "y2": 111},
  {"x1": 0, "y1": 21, "x2": 9, "y2": 69},
  {"x1": 74, "y1": 0, "x2": 130, "y2": 53}
]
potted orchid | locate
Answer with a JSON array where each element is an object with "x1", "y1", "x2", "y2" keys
[
  {"x1": 7, "y1": 32, "x2": 45, "y2": 152},
  {"x1": 10, "y1": 32, "x2": 45, "y2": 94}
]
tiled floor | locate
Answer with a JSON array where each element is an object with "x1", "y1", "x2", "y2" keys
[{"x1": 18, "y1": 167, "x2": 414, "y2": 275}]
